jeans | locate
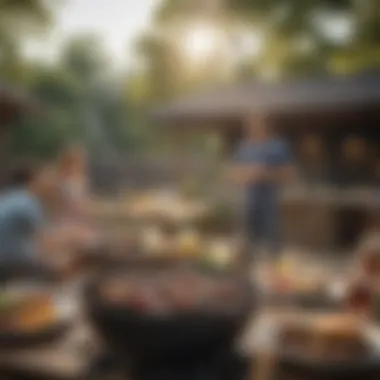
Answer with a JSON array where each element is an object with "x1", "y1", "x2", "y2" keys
[{"x1": 245, "y1": 197, "x2": 281, "y2": 255}]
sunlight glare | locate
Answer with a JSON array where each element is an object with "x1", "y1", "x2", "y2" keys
[{"x1": 183, "y1": 23, "x2": 221, "y2": 63}]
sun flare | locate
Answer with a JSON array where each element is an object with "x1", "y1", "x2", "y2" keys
[{"x1": 183, "y1": 23, "x2": 221, "y2": 63}]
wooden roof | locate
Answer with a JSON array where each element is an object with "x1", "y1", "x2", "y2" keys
[{"x1": 152, "y1": 73, "x2": 380, "y2": 124}]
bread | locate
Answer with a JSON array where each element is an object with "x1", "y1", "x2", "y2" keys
[
  {"x1": 309, "y1": 315, "x2": 367, "y2": 360},
  {"x1": 311, "y1": 314, "x2": 362, "y2": 339},
  {"x1": 279, "y1": 314, "x2": 368, "y2": 361}
]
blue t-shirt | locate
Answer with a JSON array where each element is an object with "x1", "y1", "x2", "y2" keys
[
  {"x1": 234, "y1": 138, "x2": 293, "y2": 204},
  {"x1": 0, "y1": 189, "x2": 46, "y2": 263}
]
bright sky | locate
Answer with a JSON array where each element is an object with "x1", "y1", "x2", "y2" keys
[
  {"x1": 25, "y1": 0, "x2": 157, "y2": 66},
  {"x1": 24, "y1": 0, "x2": 352, "y2": 71}
]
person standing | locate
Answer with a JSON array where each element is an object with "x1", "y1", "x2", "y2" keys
[{"x1": 230, "y1": 114, "x2": 295, "y2": 260}]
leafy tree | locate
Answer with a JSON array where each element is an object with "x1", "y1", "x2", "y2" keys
[
  {"x1": 9, "y1": 33, "x2": 136, "y2": 158},
  {"x1": 133, "y1": 33, "x2": 185, "y2": 103},
  {"x1": 0, "y1": 0, "x2": 57, "y2": 82},
  {"x1": 137, "y1": 0, "x2": 380, "y2": 84},
  {"x1": 225, "y1": 0, "x2": 380, "y2": 75},
  {"x1": 60, "y1": 35, "x2": 109, "y2": 89}
]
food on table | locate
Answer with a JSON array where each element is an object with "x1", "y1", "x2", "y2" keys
[
  {"x1": 279, "y1": 314, "x2": 370, "y2": 362},
  {"x1": 176, "y1": 229, "x2": 201, "y2": 257},
  {"x1": 279, "y1": 320, "x2": 311, "y2": 353},
  {"x1": 141, "y1": 227, "x2": 166, "y2": 254},
  {"x1": 207, "y1": 240, "x2": 234, "y2": 268},
  {"x1": 130, "y1": 194, "x2": 154, "y2": 215},
  {"x1": 99, "y1": 268, "x2": 242, "y2": 315},
  {"x1": 0, "y1": 291, "x2": 57, "y2": 332},
  {"x1": 128, "y1": 191, "x2": 207, "y2": 223},
  {"x1": 310, "y1": 315, "x2": 368, "y2": 361},
  {"x1": 264, "y1": 259, "x2": 325, "y2": 296},
  {"x1": 14, "y1": 295, "x2": 56, "y2": 331},
  {"x1": 198, "y1": 203, "x2": 235, "y2": 233},
  {"x1": 327, "y1": 279, "x2": 348, "y2": 300},
  {"x1": 346, "y1": 280, "x2": 373, "y2": 315}
]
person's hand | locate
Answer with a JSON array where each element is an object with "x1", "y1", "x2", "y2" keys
[
  {"x1": 249, "y1": 166, "x2": 267, "y2": 182},
  {"x1": 228, "y1": 165, "x2": 265, "y2": 184},
  {"x1": 73, "y1": 225, "x2": 99, "y2": 249}
]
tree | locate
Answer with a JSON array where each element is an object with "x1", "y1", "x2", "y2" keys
[
  {"x1": 224, "y1": 0, "x2": 380, "y2": 76},
  {"x1": 132, "y1": 33, "x2": 186, "y2": 103},
  {"x1": 60, "y1": 35, "x2": 109, "y2": 89},
  {"x1": 58, "y1": 35, "x2": 139, "y2": 155},
  {"x1": 138, "y1": 0, "x2": 380, "y2": 82},
  {"x1": 0, "y1": 0, "x2": 57, "y2": 82}
]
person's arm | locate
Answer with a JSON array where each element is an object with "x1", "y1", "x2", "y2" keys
[
  {"x1": 264, "y1": 164, "x2": 297, "y2": 183},
  {"x1": 228, "y1": 164, "x2": 266, "y2": 184},
  {"x1": 37, "y1": 228, "x2": 69, "y2": 257},
  {"x1": 228, "y1": 142, "x2": 266, "y2": 184},
  {"x1": 12, "y1": 201, "x2": 58, "y2": 261}
]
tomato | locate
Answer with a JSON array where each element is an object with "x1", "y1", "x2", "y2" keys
[{"x1": 346, "y1": 281, "x2": 373, "y2": 313}]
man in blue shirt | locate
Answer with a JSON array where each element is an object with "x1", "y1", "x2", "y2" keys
[
  {"x1": 230, "y1": 115, "x2": 295, "y2": 258},
  {"x1": 0, "y1": 164, "x2": 59, "y2": 264}
]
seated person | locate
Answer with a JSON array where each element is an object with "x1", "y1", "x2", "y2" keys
[{"x1": 0, "y1": 162, "x2": 59, "y2": 264}]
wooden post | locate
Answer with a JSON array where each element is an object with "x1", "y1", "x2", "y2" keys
[{"x1": 0, "y1": 127, "x2": 9, "y2": 188}]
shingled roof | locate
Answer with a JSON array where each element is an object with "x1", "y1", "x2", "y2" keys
[{"x1": 153, "y1": 73, "x2": 380, "y2": 123}]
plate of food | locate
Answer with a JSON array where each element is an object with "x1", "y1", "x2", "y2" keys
[
  {"x1": 259, "y1": 260, "x2": 343, "y2": 310},
  {"x1": 277, "y1": 314, "x2": 380, "y2": 379},
  {"x1": 0, "y1": 285, "x2": 71, "y2": 347}
]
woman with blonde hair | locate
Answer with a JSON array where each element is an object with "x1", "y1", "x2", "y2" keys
[
  {"x1": 58, "y1": 143, "x2": 88, "y2": 219},
  {"x1": 56, "y1": 144, "x2": 97, "y2": 253}
]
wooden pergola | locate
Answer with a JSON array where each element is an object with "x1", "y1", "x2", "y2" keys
[{"x1": 153, "y1": 72, "x2": 380, "y2": 123}]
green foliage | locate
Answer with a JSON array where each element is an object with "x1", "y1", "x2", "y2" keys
[
  {"x1": 60, "y1": 35, "x2": 109, "y2": 88},
  {"x1": 11, "y1": 112, "x2": 71, "y2": 158},
  {"x1": 133, "y1": 33, "x2": 185, "y2": 103},
  {"x1": 0, "y1": 0, "x2": 56, "y2": 82},
  {"x1": 137, "y1": 0, "x2": 380, "y2": 96},
  {"x1": 7, "y1": 32, "x2": 138, "y2": 158}
]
